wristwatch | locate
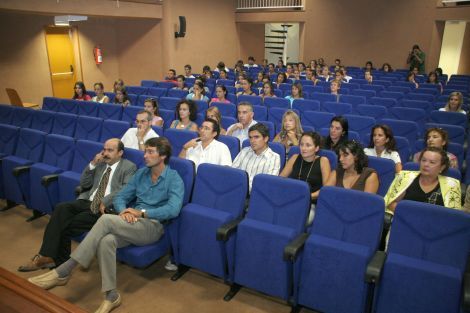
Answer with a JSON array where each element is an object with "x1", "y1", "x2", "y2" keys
[
  {"x1": 141, "y1": 209, "x2": 146, "y2": 218},
  {"x1": 139, "y1": 140, "x2": 144, "y2": 145}
]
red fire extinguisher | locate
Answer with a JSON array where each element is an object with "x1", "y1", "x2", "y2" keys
[{"x1": 93, "y1": 46, "x2": 103, "y2": 65}]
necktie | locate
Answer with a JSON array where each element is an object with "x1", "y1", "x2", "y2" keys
[{"x1": 90, "y1": 167, "x2": 112, "y2": 214}]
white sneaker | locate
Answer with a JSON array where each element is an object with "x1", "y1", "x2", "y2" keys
[{"x1": 164, "y1": 260, "x2": 178, "y2": 271}]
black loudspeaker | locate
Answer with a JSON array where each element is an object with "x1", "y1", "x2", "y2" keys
[{"x1": 175, "y1": 16, "x2": 186, "y2": 38}]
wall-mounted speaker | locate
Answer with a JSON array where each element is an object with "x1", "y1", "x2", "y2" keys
[{"x1": 175, "y1": 16, "x2": 186, "y2": 38}]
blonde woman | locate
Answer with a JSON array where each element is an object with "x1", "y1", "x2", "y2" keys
[
  {"x1": 439, "y1": 92, "x2": 466, "y2": 114},
  {"x1": 205, "y1": 106, "x2": 226, "y2": 135},
  {"x1": 274, "y1": 110, "x2": 303, "y2": 151}
]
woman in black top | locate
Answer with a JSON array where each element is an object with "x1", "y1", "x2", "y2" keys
[
  {"x1": 281, "y1": 132, "x2": 331, "y2": 223},
  {"x1": 324, "y1": 115, "x2": 349, "y2": 152}
]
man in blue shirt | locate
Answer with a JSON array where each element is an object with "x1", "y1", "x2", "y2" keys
[{"x1": 28, "y1": 137, "x2": 184, "y2": 313}]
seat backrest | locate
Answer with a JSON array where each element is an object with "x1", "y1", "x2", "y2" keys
[
  {"x1": 218, "y1": 135, "x2": 240, "y2": 160},
  {"x1": 381, "y1": 118, "x2": 418, "y2": 147},
  {"x1": 51, "y1": 112, "x2": 77, "y2": 137},
  {"x1": 312, "y1": 186, "x2": 384, "y2": 247},
  {"x1": 164, "y1": 128, "x2": 198, "y2": 156},
  {"x1": 211, "y1": 102, "x2": 236, "y2": 118},
  {"x1": 343, "y1": 114, "x2": 376, "y2": 138},
  {"x1": 388, "y1": 107, "x2": 426, "y2": 133},
  {"x1": 268, "y1": 107, "x2": 297, "y2": 130},
  {"x1": 252, "y1": 105, "x2": 267, "y2": 120},
  {"x1": 42, "y1": 97, "x2": 58, "y2": 111},
  {"x1": 263, "y1": 97, "x2": 290, "y2": 109},
  {"x1": 71, "y1": 140, "x2": 103, "y2": 173},
  {"x1": 159, "y1": 109, "x2": 175, "y2": 129},
  {"x1": 77, "y1": 101, "x2": 99, "y2": 117},
  {"x1": 191, "y1": 163, "x2": 248, "y2": 216},
  {"x1": 10, "y1": 107, "x2": 33, "y2": 128},
  {"x1": 0, "y1": 104, "x2": 15, "y2": 124},
  {"x1": 121, "y1": 106, "x2": 143, "y2": 124},
  {"x1": 98, "y1": 103, "x2": 122, "y2": 120},
  {"x1": 100, "y1": 120, "x2": 130, "y2": 143},
  {"x1": 0, "y1": 124, "x2": 19, "y2": 156},
  {"x1": 167, "y1": 88, "x2": 188, "y2": 99},
  {"x1": 75, "y1": 116, "x2": 103, "y2": 141},
  {"x1": 352, "y1": 89, "x2": 376, "y2": 98},
  {"x1": 288, "y1": 146, "x2": 337, "y2": 170},
  {"x1": 292, "y1": 99, "x2": 320, "y2": 114},
  {"x1": 43, "y1": 134, "x2": 75, "y2": 169},
  {"x1": 425, "y1": 122, "x2": 465, "y2": 146},
  {"x1": 389, "y1": 200, "x2": 470, "y2": 269},
  {"x1": 322, "y1": 101, "x2": 352, "y2": 115},
  {"x1": 355, "y1": 104, "x2": 388, "y2": 120},
  {"x1": 141, "y1": 80, "x2": 157, "y2": 88},
  {"x1": 193, "y1": 100, "x2": 209, "y2": 113},
  {"x1": 15, "y1": 128, "x2": 46, "y2": 162},
  {"x1": 30, "y1": 110, "x2": 55, "y2": 133},
  {"x1": 238, "y1": 94, "x2": 263, "y2": 107},
  {"x1": 247, "y1": 174, "x2": 311, "y2": 232},
  {"x1": 340, "y1": 94, "x2": 367, "y2": 107},
  {"x1": 301, "y1": 111, "x2": 334, "y2": 130},
  {"x1": 123, "y1": 148, "x2": 144, "y2": 169},
  {"x1": 58, "y1": 99, "x2": 78, "y2": 114},
  {"x1": 370, "y1": 96, "x2": 398, "y2": 108},
  {"x1": 309, "y1": 92, "x2": 337, "y2": 104},
  {"x1": 126, "y1": 86, "x2": 148, "y2": 96},
  {"x1": 159, "y1": 97, "x2": 180, "y2": 111},
  {"x1": 394, "y1": 136, "x2": 411, "y2": 162},
  {"x1": 136, "y1": 95, "x2": 158, "y2": 107},
  {"x1": 367, "y1": 156, "x2": 396, "y2": 196},
  {"x1": 169, "y1": 157, "x2": 195, "y2": 205},
  {"x1": 430, "y1": 110, "x2": 467, "y2": 129}
]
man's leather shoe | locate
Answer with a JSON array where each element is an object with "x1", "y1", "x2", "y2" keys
[
  {"x1": 28, "y1": 269, "x2": 69, "y2": 290},
  {"x1": 18, "y1": 255, "x2": 56, "y2": 272},
  {"x1": 94, "y1": 294, "x2": 121, "y2": 313}
]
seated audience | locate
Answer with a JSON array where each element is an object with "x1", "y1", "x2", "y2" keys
[
  {"x1": 254, "y1": 71, "x2": 264, "y2": 85},
  {"x1": 18, "y1": 139, "x2": 136, "y2": 272},
  {"x1": 407, "y1": 44, "x2": 426, "y2": 74},
  {"x1": 384, "y1": 147, "x2": 461, "y2": 212},
  {"x1": 143, "y1": 98, "x2": 164, "y2": 127},
  {"x1": 324, "y1": 115, "x2": 349, "y2": 152},
  {"x1": 276, "y1": 59, "x2": 285, "y2": 70},
  {"x1": 92, "y1": 82, "x2": 110, "y2": 103},
  {"x1": 406, "y1": 71, "x2": 419, "y2": 88},
  {"x1": 364, "y1": 124, "x2": 402, "y2": 173},
  {"x1": 186, "y1": 81, "x2": 209, "y2": 102},
  {"x1": 364, "y1": 61, "x2": 374, "y2": 71},
  {"x1": 273, "y1": 110, "x2": 303, "y2": 151},
  {"x1": 381, "y1": 63, "x2": 393, "y2": 72},
  {"x1": 179, "y1": 118, "x2": 232, "y2": 171},
  {"x1": 164, "y1": 69, "x2": 177, "y2": 82},
  {"x1": 28, "y1": 137, "x2": 184, "y2": 313},
  {"x1": 170, "y1": 99, "x2": 199, "y2": 131},
  {"x1": 244, "y1": 56, "x2": 258, "y2": 68},
  {"x1": 183, "y1": 64, "x2": 195, "y2": 78},
  {"x1": 217, "y1": 69, "x2": 228, "y2": 80},
  {"x1": 173, "y1": 75, "x2": 188, "y2": 91},
  {"x1": 202, "y1": 65, "x2": 213, "y2": 79},
  {"x1": 121, "y1": 110, "x2": 159, "y2": 151},
  {"x1": 439, "y1": 91, "x2": 466, "y2": 114},
  {"x1": 340, "y1": 66, "x2": 352, "y2": 82},
  {"x1": 261, "y1": 82, "x2": 276, "y2": 99},
  {"x1": 215, "y1": 61, "x2": 229, "y2": 73},
  {"x1": 206, "y1": 106, "x2": 226, "y2": 135},
  {"x1": 232, "y1": 123, "x2": 280, "y2": 190},
  {"x1": 188, "y1": 76, "x2": 210, "y2": 94},
  {"x1": 73, "y1": 81, "x2": 91, "y2": 101},
  {"x1": 113, "y1": 79, "x2": 125, "y2": 93},
  {"x1": 325, "y1": 140, "x2": 379, "y2": 193},
  {"x1": 413, "y1": 127, "x2": 458, "y2": 169},
  {"x1": 427, "y1": 71, "x2": 443, "y2": 93},
  {"x1": 319, "y1": 66, "x2": 331, "y2": 81},
  {"x1": 365, "y1": 71, "x2": 373, "y2": 84},
  {"x1": 280, "y1": 132, "x2": 331, "y2": 223},
  {"x1": 267, "y1": 63, "x2": 276, "y2": 75},
  {"x1": 226, "y1": 101, "x2": 257, "y2": 145},
  {"x1": 113, "y1": 86, "x2": 131, "y2": 107},
  {"x1": 285, "y1": 82, "x2": 303, "y2": 106},
  {"x1": 236, "y1": 77, "x2": 255, "y2": 96},
  {"x1": 274, "y1": 72, "x2": 287, "y2": 88},
  {"x1": 210, "y1": 85, "x2": 230, "y2": 104},
  {"x1": 330, "y1": 80, "x2": 341, "y2": 102}
]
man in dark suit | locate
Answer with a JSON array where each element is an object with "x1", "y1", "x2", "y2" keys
[{"x1": 18, "y1": 138, "x2": 136, "y2": 272}]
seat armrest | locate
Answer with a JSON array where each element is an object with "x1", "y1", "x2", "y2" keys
[
  {"x1": 365, "y1": 250, "x2": 387, "y2": 283},
  {"x1": 216, "y1": 217, "x2": 243, "y2": 242},
  {"x1": 41, "y1": 174, "x2": 59, "y2": 187},
  {"x1": 283, "y1": 232, "x2": 309, "y2": 261},
  {"x1": 13, "y1": 165, "x2": 31, "y2": 177},
  {"x1": 384, "y1": 212, "x2": 393, "y2": 229},
  {"x1": 463, "y1": 256, "x2": 470, "y2": 311}
]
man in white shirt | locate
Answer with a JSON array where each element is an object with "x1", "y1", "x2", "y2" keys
[
  {"x1": 183, "y1": 64, "x2": 195, "y2": 78},
  {"x1": 227, "y1": 102, "x2": 257, "y2": 146},
  {"x1": 232, "y1": 123, "x2": 280, "y2": 191},
  {"x1": 244, "y1": 56, "x2": 258, "y2": 68},
  {"x1": 179, "y1": 118, "x2": 232, "y2": 171},
  {"x1": 121, "y1": 111, "x2": 159, "y2": 151}
]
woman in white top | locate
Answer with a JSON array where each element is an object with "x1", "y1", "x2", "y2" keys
[
  {"x1": 364, "y1": 124, "x2": 402, "y2": 173},
  {"x1": 439, "y1": 91, "x2": 466, "y2": 114},
  {"x1": 91, "y1": 82, "x2": 109, "y2": 103}
]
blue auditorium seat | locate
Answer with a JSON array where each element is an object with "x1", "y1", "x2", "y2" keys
[
  {"x1": 238, "y1": 95, "x2": 262, "y2": 107},
  {"x1": 75, "y1": 116, "x2": 102, "y2": 141},
  {"x1": 321, "y1": 101, "x2": 352, "y2": 115},
  {"x1": 381, "y1": 118, "x2": 419, "y2": 148},
  {"x1": 211, "y1": 102, "x2": 237, "y2": 118},
  {"x1": 288, "y1": 147, "x2": 337, "y2": 170},
  {"x1": 159, "y1": 97, "x2": 180, "y2": 111},
  {"x1": 241, "y1": 140, "x2": 286, "y2": 170},
  {"x1": 367, "y1": 156, "x2": 396, "y2": 196},
  {"x1": 116, "y1": 157, "x2": 195, "y2": 268},
  {"x1": 372, "y1": 201, "x2": 470, "y2": 313},
  {"x1": 100, "y1": 120, "x2": 130, "y2": 143},
  {"x1": 10, "y1": 107, "x2": 34, "y2": 128},
  {"x1": 51, "y1": 112, "x2": 77, "y2": 137},
  {"x1": 405, "y1": 92, "x2": 434, "y2": 103},
  {"x1": 0, "y1": 124, "x2": 19, "y2": 198},
  {"x1": 0, "y1": 105, "x2": 15, "y2": 124},
  {"x1": 77, "y1": 101, "x2": 99, "y2": 117},
  {"x1": 355, "y1": 104, "x2": 388, "y2": 120},
  {"x1": 252, "y1": 105, "x2": 267, "y2": 121},
  {"x1": 57, "y1": 99, "x2": 78, "y2": 114},
  {"x1": 370, "y1": 96, "x2": 398, "y2": 108},
  {"x1": 194, "y1": 100, "x2": 209, "y2": 113},
  {"x1": 339, "y1": 94, "x2": 367, "y2": 108},
  {"x1": 289, "y1": 187, "x2": 384, "y2": 313},
  {"x1": 27, "y1": 134, "x2": 75, "y2": 214},
  {"x1": 301, "y1": 111, "x2": 335, "y2": 130},
  {"x1": 141, "y1": 80, "x2": 157, "y2": 88},
  {"x1": 136, "y1": 95, "x2": 158, "y2": 107},
  {"x1": 268, "y1": 107, "x2": 299, "y2": 131},
  {"x1": 221, "y1": 116, "x2": 237, "y2": 130},
  {"x1": 224, "y1": 174, "x2": 310, "y2": 301},
  {"x1": 42, "y1": 97, "x2": 58, "y2": 111},
  {"x1": 378, "y1": 91, "x2": 404, "y2": 101},
  {"x1": 430, "y1": 111, "x2": 468, "y2": 130},
  {"x1": 343, "y1": 114, "x2": 376, "y2": 139},
  {"x1": 164, "y1": 128, "x2": 198, "y2": 156},
  {"x1": 157, "y1": 81, "x2": 177, "y2": 89},
  {"x1": 352, "y1": 89, "x2": 376, "y2": 99},
  {"x1": 218, "y1": 135, "x2": 240, "y2": 160},
  {"x1": 98, "y1": 103, "x2": 122, "y2": 120},
  {"x1": 309, "y1": 92, "x2": 337, "y2": 104},
  {"x1": 395, "y1": 136, "x2": 411, "y2": 163},
  {"x1": 159, "y1": 109, "x2": 175, "y2": 129},
  {"x1": 292, "y1": 99, "x2": 320, "y2": 114},
  {"x1": 170, "y1": 164, "x2": 248, "y2": 280},
  {"x1": 123, "y1": 148, "x2": 144, "y2": 169},
  {"x1": 167, "y1": 89, "x2": 188, "y2": 99},
  {"x1": 147, "y1": 87, "x2": 168, "y2": 98},
  {"x1": 121, "y1": 106, "x2": 142, "y2": 125},
  {"x1": 30, "y1": 110, "x2": 55, "y2": 133},
  {"x1": 400, "y1": 99, "x2": 431, "y2": 114},
  {"x1": 425, "y1": 122, "x2": 465, "y2": 146},
  {"x1": 126, "y1": 86, "x2": 148, "y2": 96},
  {"x1": 388, "y1": 107, "x2": 426, "y2": 134}
]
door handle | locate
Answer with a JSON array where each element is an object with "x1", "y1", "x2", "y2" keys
[{"x1": 70, "y1": 65, "x2": 74, "y2": 73}]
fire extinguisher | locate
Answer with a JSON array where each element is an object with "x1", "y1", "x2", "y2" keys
[{"x1": 93, "y1": 46, "x2": 103, "y2": 65}]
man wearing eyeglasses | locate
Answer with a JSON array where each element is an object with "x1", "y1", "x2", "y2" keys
[
  {"x1": 121, "y1": 110, "x2": 159, "y2": 151},
  {"x1": 179, "y1": 118, "x2": 232, "y2": 171}
]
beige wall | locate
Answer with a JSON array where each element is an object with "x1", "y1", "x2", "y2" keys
[
  {"x1": 457, "y1": 22, "x2": 470, "y2": 74},
  {"x1": 237, "y1": 23, "x2": 265, "y2": 65}
]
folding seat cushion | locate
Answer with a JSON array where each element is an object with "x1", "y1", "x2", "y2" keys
[
  {"x1": 2, "y1": 128, "x2": 46, "y2": 205},
  {"x1": 75, "y1": 116, "x2": 103, "y2": 141},
  {"x1": 28, "y1": 134, "x2": 75, "y2": 214},
  {"x1": 172, "y1": 164, "x2": 248, "y2": 278},
  {"x1": 51, "y1": 112, "x2": 77, "y2": 137},
  {"x1": 295, "y1": 187, "x2": 384, "y2": 313},
  {"x1": 30, "y1": 110, "x2": 55, "y2": 133},
  {"x1": 373, "y1": 201, "x2": 470, "y2": 313},
  {"x1": 100, "y1": 120, "x2": 130, "y2": 143},
  {"x1": 228, "y1": 175, "x2": 310, "y2": 300}
]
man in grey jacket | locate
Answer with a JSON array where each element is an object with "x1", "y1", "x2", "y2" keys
[{"x1": 18, "y1": 138, "x2": 136, "y2": 272}]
